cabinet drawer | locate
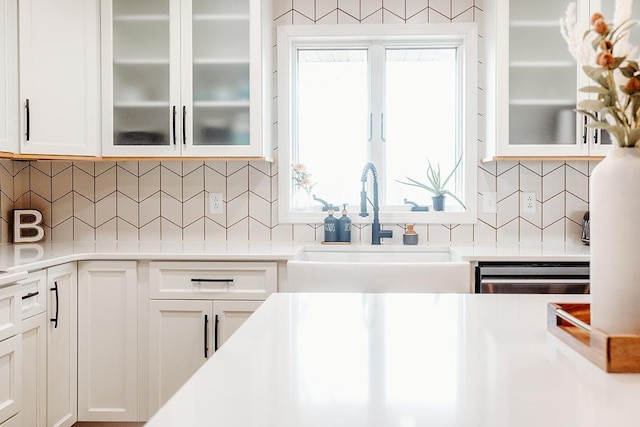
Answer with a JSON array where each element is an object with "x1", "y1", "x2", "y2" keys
[
  {"x1": 149, "y1": 261, "x2": 277, "y2": 300},
  {"x1": 0, "y1": 285, "x2": 20, "y2": 342},
  {"x1": 18, "y1": 270, "x2": 46, "y2": 319}
]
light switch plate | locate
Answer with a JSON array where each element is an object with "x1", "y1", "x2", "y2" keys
[{"x1": 483, "y1": 192, "x2": 497, "y2": 214}]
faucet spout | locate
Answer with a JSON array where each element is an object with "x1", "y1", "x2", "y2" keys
[{"x1": 359, "y1": 163, "x2": 392, "y2": 245}]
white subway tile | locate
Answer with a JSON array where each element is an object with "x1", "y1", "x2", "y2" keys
[
  {"x1": 96, "y1": 192, "x2": 117, "y2": 227},
  {"x1": 139, "y1": 192, "x2": 160, "y2": 227},
  {"x1": 227, "y1": 218, "x2": 249, "y2": 241},
  {"x1": 52, "y1": 167, "x2": 73, "y2": 202}
]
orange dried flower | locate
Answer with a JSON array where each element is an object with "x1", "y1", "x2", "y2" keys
[
  {"x1": 626, "y1": 77, "x2": 640, "y2": 94},
  {"x1": 599, "y1": 40, "x2": 613, "y2": 52},
  {"x1": 593, "y1": 18, "x2": 609, "y2": 35},
  {"x1": 596, "y1": 52, "x2": 615, "y2": 68},
  {"x1": 591, "y1": 12, "x2": 604, "y2": 25}
]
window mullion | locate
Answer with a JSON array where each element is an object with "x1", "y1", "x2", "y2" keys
[{"x1": 370, "y1": 43, "x2": 386, "y2": 204}]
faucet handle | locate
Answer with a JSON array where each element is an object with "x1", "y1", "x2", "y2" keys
[{"x1": 359, "y1": 190, "x2": 369, "y2": 217}]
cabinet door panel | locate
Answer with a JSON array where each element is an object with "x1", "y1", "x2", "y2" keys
[
  {"x1": 78, "y1": 261, "x2": 138, "y2": 421},
  {"x1": 148, "y1": 299, "x2": 212, "y2": 415},
  {"x1": 102, "y1": 0, "x2": 181, "y2": 156},
  {"x1": 47, "y1": 263, "x2": 77, "y2": 427},
  {"x1": 18, "y1": 0, "x2": 100, "y2": 155},
  {"x1": 21, "y1": 312, "x2": 46, "y2": 427},
  {"x1": 0, "y1": 335, "x2": 20, "y2": 425},
  {"x1": 0, "y1": 0, "x2": 18, "y2": 154},
  {"x1": 212, "y1": 300, "x2": 261, "y2": 350}
]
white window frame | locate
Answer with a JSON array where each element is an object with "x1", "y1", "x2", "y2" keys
[{"x1": 277, "y1": 24, "x2": 478, "y2": 224}]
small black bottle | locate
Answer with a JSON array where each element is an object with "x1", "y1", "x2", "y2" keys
[{"x1": 323, "y1": 209, "x2": 338, "y2": 242}]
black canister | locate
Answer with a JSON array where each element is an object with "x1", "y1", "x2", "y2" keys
[
  {"x1": 337, "y1": 204, "x2": 351, "y2": 243},
  {"x1": 324, "y1": 209, "x2": 338, "y2": 242}
]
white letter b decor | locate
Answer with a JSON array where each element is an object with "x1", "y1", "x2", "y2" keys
[{"x1": 13, "y1": 209, "x2": 45, "y2": 243}]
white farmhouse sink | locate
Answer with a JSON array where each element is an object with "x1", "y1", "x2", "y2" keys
[
  {"x1": 287, "y1": 246, "x2": 471, "y2": 293},
  {"x1": 294, "y1": 246, "x2": 453, "y2": 262}
]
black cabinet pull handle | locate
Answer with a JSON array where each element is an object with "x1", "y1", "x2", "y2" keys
[
  {"x1": 593, "y1": 113, "x2": 599, "y2": 145},
  {"x1": 25, "y1": 99, "x2": 30, "y2": 141},
  {"x1": 50, "y1": 281, "x2": 59, "y2": 328},
  {"x1": 204, "y1": 314, "x2": 209, "y2": 358},
  {"x1": 190, "y1": 278, "x2": 234, "y2": 283},
  {"x1": 22, "y1": 291, "x2": 39, "y2": 300},
  {"x1": 182, "y1": 106, "x2": 186, "y2": 145},
  {"x1": 582, "y1": 115, "x2": 587, "y2": 144},
  {"x1": 172, "y1": 106, "x2": 177, "y2": 145},
  {"x1": 214, "y1": 314, "x2": 219, "y2": 352}
]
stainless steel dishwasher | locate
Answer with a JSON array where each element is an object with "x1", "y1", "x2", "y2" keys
[{"x1": 475, "y1": 262, "x2": 590, "y2": 294}]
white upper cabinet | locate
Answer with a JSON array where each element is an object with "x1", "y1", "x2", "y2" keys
[
  {"x1": 18, "y1": 0, "x2": 101, "y2": 156},
  {"x1": 0, "y1": 0, "x2": 18, "y2": 154},
  {"x1": 485, "y1": 0, "x2": 617, "y2": 158},
  {"x1": 101, "y1": 0, "x2": 272, "y2": 158}
]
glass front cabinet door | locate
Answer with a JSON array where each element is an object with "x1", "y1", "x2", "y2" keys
[
  {"x1": 484, "y1": 0, "x2": 625, "y2": 159},
  {"x1": 101, "y1": 0, "x2": 272, "y2": 158}
]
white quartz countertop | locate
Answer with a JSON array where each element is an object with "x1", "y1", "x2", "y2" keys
[
  {"x1": 0, "y1": 241, "x2": 589, "y2": 287},
  {"x1": 0, "y1": 241, "x2": 303, "y2": 272},
  {"x1": 147, "y1": 292, "x2": 639, "y2": 427},
  {"x1": 451, "y1": 242, "x2": 590, "y2": 262},
  {"x1": 0, "y1": 241, "x2": 589, "y2": 270}
]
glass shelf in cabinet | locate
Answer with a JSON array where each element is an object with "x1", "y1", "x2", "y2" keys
[
  {"x1": 509, "y1": 20, "x2": 563, "y2": 28},
  {"x1": 113, "y1": 15, "x2": 169, "y2": 22},
  {"x1": 192, "y1": 14, "x2": 250, "y2": 21},
  {"x1": 114, "y1": 101, "x2": 170, "y2": 108},
  {"x1": 509, "y1": 61, "x2": 574, "y2": 68},
  {"x1": 114, "y1": 59, "x2": 170, "y2": 66},
  {"x1": 192, "y1": 58, "x2": 249, "y2": 65},
  {"x1": 509, "y1": 99, "x2": 575, "y2": 106},
  {"x1": 193, "y1": 100, "x2": 250, "y2": 108}
]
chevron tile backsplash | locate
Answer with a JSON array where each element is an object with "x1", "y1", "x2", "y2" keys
[{"x1": 0, "y1": 1, "x2": 597, "y2": 244}]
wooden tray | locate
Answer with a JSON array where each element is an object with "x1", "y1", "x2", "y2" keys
[{"x1": 547, "y1": 303, "x2": 640, "y2": 373}]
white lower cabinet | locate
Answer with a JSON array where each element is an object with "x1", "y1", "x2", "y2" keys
[
  {"x1": 148, "y1": 299, "x2": 212, "y2": 413},
  {"x1": 0, "y1": 335, "x2": 21, "y2": 425},
  {"x1": 77, "y1": 261, "x2": 138, "y2": 422},
  {"x1": 20, "y1": 312, "x2": 46, "y2": 427},
  {"x1": 147, "y1": 261, "x2": 276, "y2": 416},
  {"x1": 148, "y1": 299, "x2": 263, "y2": 415},
  {"x1": 0, "y1": 283, "x2": 21, "y2": 425},
  {"x1": 46, "y1": 263, "x2": 77, "y2": 427}
]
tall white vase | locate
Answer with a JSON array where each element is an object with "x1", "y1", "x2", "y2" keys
[{"x1": 590, "y1": 147, "x2": 640, "y2": 335}]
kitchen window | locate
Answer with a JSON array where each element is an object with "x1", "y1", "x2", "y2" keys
[{"x1": 277, "y1": 24, "x2": 477, "y2": 224}]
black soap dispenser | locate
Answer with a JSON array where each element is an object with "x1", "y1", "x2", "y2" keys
[
  {"x1": 337, "y1": 204, "x2": 351, "y2": 243},
  {"x1": 323, "y1": 209, "x2": 338, "y2": 242}
]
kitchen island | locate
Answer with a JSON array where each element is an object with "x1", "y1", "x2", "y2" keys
[{"x1": 146, "y1": 292, "x2": 639, "y2": 427}]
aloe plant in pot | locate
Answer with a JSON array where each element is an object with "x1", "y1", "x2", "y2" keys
[{"x1": 396, "y1": 155, "x2": 465, "y2": 211}]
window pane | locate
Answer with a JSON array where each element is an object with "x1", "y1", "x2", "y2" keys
[
  {"x1": 294, "y1": 49, "x2": 368, "y2": 211},
  {"x1": 384, "y1": 48, "x2": 464, "y2": 211}
]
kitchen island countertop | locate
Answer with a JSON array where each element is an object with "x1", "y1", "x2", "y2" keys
[{"x1": 146, "y1": 292, "x2": 638, "y2": 427}]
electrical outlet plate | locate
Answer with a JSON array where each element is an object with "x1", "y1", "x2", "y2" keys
[
  {"x1": 209, "y1": 192, "x2": 223, "y2": 214},
  {"x1": 522, "y1": 192, "x2": 536, "y2": 214}
]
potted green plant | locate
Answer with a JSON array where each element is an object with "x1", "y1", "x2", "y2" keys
[{"x1": 396, "y1": 155, "x2": 465, "y2": 211}]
